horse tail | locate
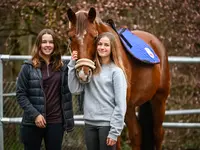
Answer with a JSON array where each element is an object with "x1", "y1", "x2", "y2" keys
[{"x1": 138, "y1": 101, "x2": 154, "y2": 150}]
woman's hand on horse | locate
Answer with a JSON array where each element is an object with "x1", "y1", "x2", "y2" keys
[
  {"x1": 106, "y1": 137, "x2": 116, "y2": 146},
  {"x1": 35, "y1": 114, "x2": 46, "y2": 128},
  {"x1": 71, "y1": 50, "x2": 78, "y2": 60}
]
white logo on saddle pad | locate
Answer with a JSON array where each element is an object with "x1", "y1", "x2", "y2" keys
[{"x1": 144, "y1": 47, "x2": 154, "y2": 58}]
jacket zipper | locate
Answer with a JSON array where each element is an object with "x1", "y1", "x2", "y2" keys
[{"x1": 47, "y1": 64, "x2": 49, "y2": 77}]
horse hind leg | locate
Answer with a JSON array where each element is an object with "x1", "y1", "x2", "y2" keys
[
  {"x1": 151, "y1": 91, "x2": 168, "y2": 150},
  {"x1": 125, "y1": 104, "x2": 142, "y2": 150}
]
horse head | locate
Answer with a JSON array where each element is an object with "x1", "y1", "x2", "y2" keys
[{"x1": 67, "y1": 7, "x2": 99, "y2": 83}]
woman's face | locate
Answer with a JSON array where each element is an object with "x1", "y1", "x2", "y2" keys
[
  {"x1": 97, "y1": 36, "x2": 111, "y2": 58},
  {"x1": 40, "y1": 33, "x2": 54, "y2": 57}
]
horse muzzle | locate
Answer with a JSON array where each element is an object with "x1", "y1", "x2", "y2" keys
[{"x1": 75, "y1": 58, "x2": 95, "y2": 83}]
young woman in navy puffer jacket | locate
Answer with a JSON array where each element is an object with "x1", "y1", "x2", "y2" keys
[{"x1": 16, "y1": 28, "x2": 74, "y2": 150}]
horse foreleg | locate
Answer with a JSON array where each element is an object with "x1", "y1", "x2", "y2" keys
[
  {"x1": 125, "y1": 106, "x2": 141, "y2": 150},
  {"x1": 116, "y1": 136, "x2": 121, "y2": 150},
  {"x1": 151, "y1": 93, "x2": 167, "y2": 150}
]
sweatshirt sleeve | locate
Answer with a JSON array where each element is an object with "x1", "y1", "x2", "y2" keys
[
  {"x1": 108, "y1": 68, "x2": 127, "y2": 141},
  {"x1": 16, "y1": 64, "x2": 40, "y2": 120},
  {"x1": 67, "y1": 59, "x2": 84, "y2": 94}
]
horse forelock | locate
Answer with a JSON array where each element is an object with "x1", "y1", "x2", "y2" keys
[
  {"x1": 75, "y1": 11, "x2": 88, "y2": 36},
  {"x1": 75, "y1": 10, "x2": 102, "y2": 35}
]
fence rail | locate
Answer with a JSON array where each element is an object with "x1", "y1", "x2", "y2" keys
[
  {"x1": 1, "y1": 55, "x2": 200, "y2": 150},
  {"x1": 1, "y1": 55, "x2": 200, "y2": 63},
  {"x1": 1, "y1": 116, "x2": 200, "y2": 128}
]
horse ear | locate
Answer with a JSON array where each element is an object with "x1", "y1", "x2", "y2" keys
[
  {"x1": 88, "y1": 7, "x2": 96, "y2": 23},
  {"x1": 67, "y1": 8, "x2": 76, "y2": 25}
]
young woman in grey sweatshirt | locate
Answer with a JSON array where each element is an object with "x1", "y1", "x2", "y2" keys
[{"x1": 68, "y1": 32, "x2": 127, "y2": 150}]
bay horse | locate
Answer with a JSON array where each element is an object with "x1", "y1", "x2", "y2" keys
[{"x1": 67, "y1": 7, "x2": 170, "y2": 150}]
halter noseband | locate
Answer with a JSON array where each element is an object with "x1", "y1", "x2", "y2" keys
[{"x1": 75, "y1": 58, "x2": 96, "y2": 70}]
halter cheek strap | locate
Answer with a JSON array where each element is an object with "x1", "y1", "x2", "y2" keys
[{"x1": 75, "y1": 58, "x2": 96, "y2": 70}]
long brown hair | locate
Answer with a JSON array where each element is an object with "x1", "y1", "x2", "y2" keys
[
  {"x1": 94, "y1": 32, "x2": 127, "y2": 78},
  {"x1": 31, "y1": 28, "x2": 63, "y2": 71}
]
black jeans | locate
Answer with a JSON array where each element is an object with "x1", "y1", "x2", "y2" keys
[
  {"x1": 85, "y1": 124, "x2": 116, "y2": 150},
  {"x1": 20, "y1": 123, "x2": 64, "y2": 150}
]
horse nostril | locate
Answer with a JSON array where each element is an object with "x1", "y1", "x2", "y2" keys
[
  {"x1": 89, "y1": 69, "x2": 92, "y2": 75},
  {"x1": 76, "y1": 69, "x2": 79, "y2": 75}
]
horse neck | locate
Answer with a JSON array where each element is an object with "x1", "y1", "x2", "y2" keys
[{"x1": 96, "y1": 22, "x2": 115, "y2": 34}]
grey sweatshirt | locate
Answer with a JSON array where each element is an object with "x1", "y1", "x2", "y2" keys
[{"x1": 68, "y1": 60, "x2": 127, "y2": 141}]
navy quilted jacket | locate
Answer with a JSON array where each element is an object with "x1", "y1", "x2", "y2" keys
[{"x1": 16, "y1": 60, "x2": 74, "y2": 132}]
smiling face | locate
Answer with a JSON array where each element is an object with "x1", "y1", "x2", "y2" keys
[
  {"x1": 97, "y1": 36, "x2": 111, "y2": 60},
  {"x1": 40, "y1": 33, "x2": 54, "y2": 58}
]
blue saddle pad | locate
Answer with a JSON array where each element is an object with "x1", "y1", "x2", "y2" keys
[{"x1": 118, "y1": 28, "x2": 160, "y2": 64}]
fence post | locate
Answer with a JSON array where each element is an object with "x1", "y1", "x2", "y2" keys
[{"x1": 0, "y1": 59, "x2": 4, "y2": 150}]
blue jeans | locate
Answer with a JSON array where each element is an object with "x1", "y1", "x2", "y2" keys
[
  {"x1": 20, "y1": 123, "x2": 64, "y2": 150},
  {"x1": 85, "y1": 124, "x2": 116, "y2": 150}
]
